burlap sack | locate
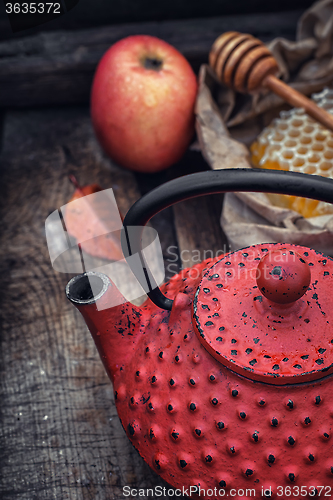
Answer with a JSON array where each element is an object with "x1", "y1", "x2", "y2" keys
[{"x1": 196, "y1": 0, "x2": 333, "y2": 255}]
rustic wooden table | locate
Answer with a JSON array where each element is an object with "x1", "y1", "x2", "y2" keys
[{"x1": 0, "y1": 10, "x2": 301, "y2": 500}]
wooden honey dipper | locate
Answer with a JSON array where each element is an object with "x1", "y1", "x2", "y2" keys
[{"x1": 209, "y1": 31, "x2": 333, "y2": 132}]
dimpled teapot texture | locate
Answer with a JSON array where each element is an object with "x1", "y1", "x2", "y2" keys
[
  {"x1": 251, "y1": 88, "x2": 333, "y2": 218},
  {"x1": 68, "y1": 243, "x2": 333, "y2": 498}
]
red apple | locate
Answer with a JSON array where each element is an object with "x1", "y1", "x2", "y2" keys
[{"x1": 90, "y1": 35, "x2": 197, "y2": 173}]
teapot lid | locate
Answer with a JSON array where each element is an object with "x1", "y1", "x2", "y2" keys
[{"x1": 193, "y1": 243, "x2": 333, "y2": 385}]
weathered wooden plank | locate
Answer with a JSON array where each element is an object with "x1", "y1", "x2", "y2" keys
[
  {"x1": 0, "y1": 10, "x2": 302, "y2": 108},
  {"x1": 134, "y1": 170, "x2": 181, "y2": 281},
  {"x1": 161, "y1": 150, "x2": 229, "y2": 271},
  {"x1": 0, "y1": 106, "x2": 184, "y2": 500},
  {"x1": 173, "y1": 195, "x2": 228, "y2": 271},
  {"x1": 134, "y1": 148, "x2": 229, "y2": 277},
  {"x1": 0, "y1": 104, "x2": 228, "y2": 499},
  {"x1": 0, "y1": 0, "x2": 313, "y2": 42}
]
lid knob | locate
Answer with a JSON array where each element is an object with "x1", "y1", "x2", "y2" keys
[{"x1": 256, "y1": 248, "x2": 311, "y2": 304}]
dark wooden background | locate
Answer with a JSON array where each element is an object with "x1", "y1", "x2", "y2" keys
[
  {"x1": 0, "y1": 0, "x2": 313, "y2": 40},
  {"x1": 0, "y1": 2, "x2": 306, "y2": 499}
]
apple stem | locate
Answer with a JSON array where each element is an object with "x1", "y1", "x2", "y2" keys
[{"x1": 142, "y1": 57, "x2": 163, "y2": 71}]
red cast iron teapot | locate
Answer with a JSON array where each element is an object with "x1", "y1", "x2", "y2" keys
[{"x1": 66, "y1": 169, "x2": 333, "y2": 499}]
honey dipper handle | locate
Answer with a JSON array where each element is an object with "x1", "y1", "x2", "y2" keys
[{"x1": 264, "y1": 74, "x2": 333, "y2": 132}]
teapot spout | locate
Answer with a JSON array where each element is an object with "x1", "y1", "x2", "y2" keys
[{"x1": 66, "y1": 271, "x2": 142, "y2": 381}]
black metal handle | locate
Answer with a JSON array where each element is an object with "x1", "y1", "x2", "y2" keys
[{"x1": 122, "y1": 168, "x2": 333, "y2": 310}]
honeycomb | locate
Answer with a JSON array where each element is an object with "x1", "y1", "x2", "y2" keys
[{"x1": 250, "y1": 88, "x2": 333, "y2": 218}]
